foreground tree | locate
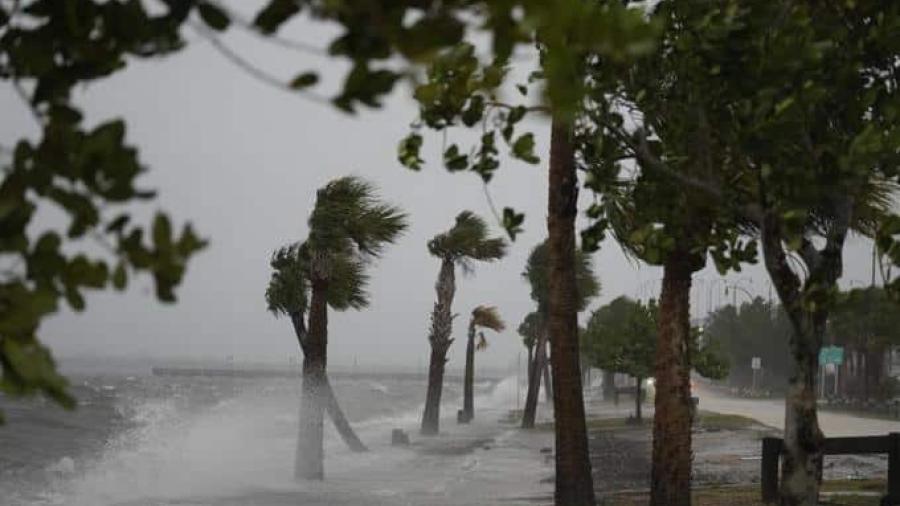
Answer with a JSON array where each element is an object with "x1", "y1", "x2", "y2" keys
[
  {"x1": 421, "y1": 211, "x2": 506, "y2": 435},
  {"x1": 272, "y1": 176, "x2": 407, "y2": 479},
  {"x1": 266, "y1": 245, "x2": 368, "y2": 454},
  {"x1": 520, "y1": 240, "x2": 599, "y2": 429},
  {"x1": 460, "y1": 305, "x2": 505, "y2": 422},
  {"x1": 582, "y1": 3, "x2": 900, "y2": 503},
  {"x1": 4, "y1": 1, "x2": 657, "y2": 502}
]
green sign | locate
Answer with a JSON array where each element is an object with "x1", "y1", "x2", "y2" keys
[{"x1": 819, "y1": 346, "x2": 844, "y2": 365}]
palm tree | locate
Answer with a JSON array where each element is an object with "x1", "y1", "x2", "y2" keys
[
  {"x1": 421, "y1": 211, "x2": 506, "y2": 435},
  {"x1": 266, "y1": 245, "x2": 369, "y2": 455},
  {"x1": 517, "y1": 311, "x2": 543, "y2": 391},
  {"x1": 521, "y1": 240, "x2": 599, "y2": 429},
  {"x1": 266, "y1": 176, "x2": 407, "y2": 480},
  {"x1": 460, "y1": 305, "x2": 505, "y2": 422}
]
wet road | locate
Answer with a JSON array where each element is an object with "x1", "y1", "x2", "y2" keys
[{"x1": 695, "y1": 384, "x2": 900, "y2": 436}]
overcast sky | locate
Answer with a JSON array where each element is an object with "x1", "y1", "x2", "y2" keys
[{"x1": 0, "y1": 8, "x2": 887, "y2": 373}]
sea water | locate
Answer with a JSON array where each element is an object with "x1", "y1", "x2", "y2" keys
[{"x1": 0, "y1": 363, "x2": 544, "y2": 506}]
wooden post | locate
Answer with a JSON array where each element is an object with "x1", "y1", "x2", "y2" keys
[
  {"x1": 761, "y1": 437, "x2": 781, "y2": 503},
  {"x1": 888, "y1": 432, "x2": 900, "y2": 504}
]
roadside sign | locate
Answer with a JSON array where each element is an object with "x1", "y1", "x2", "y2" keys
[
  {"x1": 751, "y1": 357, "x2": 761, "y2": 370},
  {"x1": 819, "y1": 346, "x2": 844, "y2": 365}
]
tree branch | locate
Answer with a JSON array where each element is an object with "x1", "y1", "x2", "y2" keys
[
  {"x1": 606, "y1": 124, "x2": 764, "y2": 223},
  {"x1": 206, "y1": 1, "x2": 328, "y2": 57},
  {"x1": 189, "y1": 23, "x2": 330, "y2": 106}
]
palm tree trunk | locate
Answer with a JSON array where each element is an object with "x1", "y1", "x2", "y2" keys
[
  {"x1": 296, "y1": 280, "x2": 328, "y2": 480},
  {"x1": 542, "y1": 343, "x2": 553, "y2": 403},
  {"x1": 322, "y1": 378, "x2": 368, "y2": 452},
  {"x1": 547, "y1": 118, "x2": 595, "y2": 506},
  {"x1": 527, "y1": 344, "x2": 535, "y2": 389},
  {"x1": 522, "y1": 329, "x2": 547, "y2": 428},
  {"x1": 462, "y1": 321, "x2": 476, "y2": 423},
  {"x1": 635, "y1": 376, "x2": 643, "y2": 422},
  {"x1": 650, "y1": 251, "x2": 695, "y2": 506},
  {"x1": 421, "y1": 258, "x2": 456, "y2": 435},
  {"x1": 290, "y1": 312, "x2": 367, "y2": 453}
]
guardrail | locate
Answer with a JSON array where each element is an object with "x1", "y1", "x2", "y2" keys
[{"x1": 761, "y1": 433, "x2": 900, "y2": 504}]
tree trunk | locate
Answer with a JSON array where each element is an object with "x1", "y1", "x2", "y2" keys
[
  {"x1": 290, "y1": 313, "x2": 367, "y2": 453},
  {"x1": 522, "y1": 329, "x2": 547, "y2": 428},
  {"x1": 547, "y1": 118, "x2": 595, "y2": 506},
  {"x1": 421, "y1": 258, "x2": 456, "y2": 435},
  {"x1": 527, "y1": 344, "x2": 535, "y2": 388},
  {"x1": 758, "y1": 208, "x2": 846, "y2": 506},
  {"x1": 780, "y1": 323, "x2": 824, "y2": 506},
  {"x1": 635, "y1": 376, "x2": 643, "y2": 421},
  {"x1": 296, "y1": 281, "x2": 328, "y2": 480},
  {"x1": 650, "y1": 251, "x2": 695, "y2": 506},
  {"x1": 603, "y1": 370, "x2": 616, "y2": 401},
  {"x1": 543, "y1": 340, "x2": 553, "y2": 403},
  {"x1": 322, "y1": 378, "x2": 368, "y2": 452},
  {"x1": 462, "y1": 320, "x2": 476, "y2": 422}
]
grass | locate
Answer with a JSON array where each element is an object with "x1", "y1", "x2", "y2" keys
[
  {"x1": 820, "y1": 404, "x2": 900, "y2": 423},
  {"x1": 602, "y1": 481, "x2": 886, "y2": 505},
  {"x1": 695, "y1": 410, "x2": 766, "y2": 431},
  {"x1": 532, "y1": 410, "x2": 764, "y2": 433}
]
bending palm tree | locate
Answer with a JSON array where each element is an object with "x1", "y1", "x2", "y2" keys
[
  {"x1": 421, "y1": 211, "x2": 506, "y2": 435},
  {"x1": 517, "y1": 312, "x2": 541, "y2": 388},
  {"x1": 266, "y1": 245, "x2": 368, "y2": 454},
  {"x1": 266, "y1": 176, "x2": 407, "y2": 480},
  {"x1": 521, "y1": 240, "x2": 599, "y2": 429},
  {"x1": 460, "y1": 305, "x2": 505, "y2": 423}
]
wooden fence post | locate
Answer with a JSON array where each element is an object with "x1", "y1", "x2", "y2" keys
[
  {"x1": 761, "y1": 437, "x2": 781, "y2": 503},
  {"x1": 888, "y1": 432, "x2": 900, "y2": 505}
]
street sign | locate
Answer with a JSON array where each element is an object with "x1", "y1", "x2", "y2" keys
[
  {"x1": 819, "y1": 346, "x2": 844, "y2": 365},
  {"x1": 751, "y1": 357, "x2": 762, "y2": 370}
]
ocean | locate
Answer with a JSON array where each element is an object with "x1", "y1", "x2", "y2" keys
[{"x1": 0, "y1": 361, "x2": 546, "y2": 506}]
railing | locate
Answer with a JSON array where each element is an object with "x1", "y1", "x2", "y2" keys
[{"x1": 761, "y1": 433, "x2": 900, "y2": 504}]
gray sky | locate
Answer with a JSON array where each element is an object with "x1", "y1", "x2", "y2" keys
[{"x1": 0, "y1": 10, "x2": 887, "y2": 373}]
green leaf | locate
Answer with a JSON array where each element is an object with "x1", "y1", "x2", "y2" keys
[
  {"x1": 198, "y1": 2, "x2": 230, "y2": 31},
  {"x1": 502, "y1": 207, "x2": 525, "y2": 241},
  {"x1": 254, "y1": 0, "x2": 300, "y2": 34},
  {"x1": 64, "y1": 287, "x2": 85, "y2": 311},
  {"x1": 443, "y1": 145, "x2": 469, "y2": 172},
  {"x1": 289, "y1": 72, "x2": 319, "y2": 90},
  {"x1": 152, "y1": 213, "x2": 172, "y2": 251},
  {"x1": 512, "y1": 133, "x2": 539, "y2": 164},
  {"x1": 398, "y1": 133, "x2": 424, "y2": 171},
  {"x1": 112, "y1": 263, "x2": 127, "y2": 290}
]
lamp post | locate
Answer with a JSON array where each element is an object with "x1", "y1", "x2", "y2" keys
[{"x1": 724, "y1": 282, "x2": 754, "y2": 312}]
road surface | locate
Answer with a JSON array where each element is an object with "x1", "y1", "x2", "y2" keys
[{"x1": 696, "y1": 385, "x2": 900, "y2": 436}]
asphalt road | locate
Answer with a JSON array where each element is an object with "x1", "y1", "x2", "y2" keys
[{"x1": 695, "y1": 384, "x2": 900, "y2": 437}]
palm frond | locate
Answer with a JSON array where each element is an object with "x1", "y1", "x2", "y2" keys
[
  {"x1": 265, "y1": 243, "x2": 308, "y2": 317},
  {"x1": 326, "y1": 252, "x2": 371, "y2": 311},
  {"x1": 476, "y1": 332, "x2": 488, "y2": 350},
  {"x1": 517, "y1": 311, "x2": 543, "y2": 348},
  {"x1": 523, "y1": 240, "x2": 600, "y2": 312},
  {"x1": 472, "y1": 305, "x2": 506, "y2": 332},
  {"x1": 429, "y1": 211, "x2": 507, "y2": 264},
  {"x1": 308, "y1": 176, "x2": 408, "y2": 258}
]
